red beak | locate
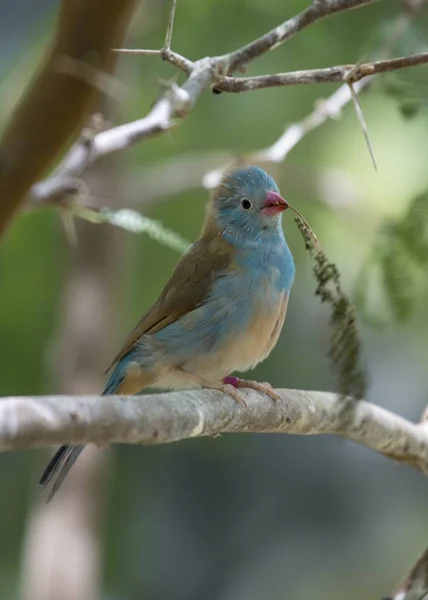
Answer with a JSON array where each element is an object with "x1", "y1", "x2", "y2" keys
[{"x1": 261, "y1": 191, "x2": 288, "y2": 215}]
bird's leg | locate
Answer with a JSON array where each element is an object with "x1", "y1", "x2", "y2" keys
[
  {"x1": 223, "y1": 376, "x2": 282, "y2": 402},
  {"x1": 177, "y1": 369, "x2": 248, "y2": 407}
]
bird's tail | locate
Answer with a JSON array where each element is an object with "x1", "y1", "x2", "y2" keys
[
  {"x1": 39, "y1": 444, "x2": 85, "y2": 502},
  {"x1": 39, "y1": 371, "x2": 121, "y2": 502}
]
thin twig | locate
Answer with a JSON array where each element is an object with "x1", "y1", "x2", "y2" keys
[
  {"x1": 28, "y1": 0, "x2": 428, "y2": 206},
  {"x1": 214, "y1": 51, "x2": 428, "y2": 92},
  {"x1": 203, "y1": 81, "x2": 368, "y2": 189},
  {"x1": 29, "y1": 0, "x2": 385, "y2": 206},
  {"x1": 203, "y1": 0, "x2": 427, "y2": 189},
  {"x1": 223, "y1": 0, "x2": 381, "y2": 74}
]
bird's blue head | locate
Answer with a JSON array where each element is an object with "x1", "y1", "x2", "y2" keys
[{"x1": 211, "y1": 166, "x2": 289, "y2": 243}]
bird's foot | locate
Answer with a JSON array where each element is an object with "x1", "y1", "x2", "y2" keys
[
  {"x1": 206, "y1": 380, "x2": 248, "y2": 406},
  {"x1": 223, "y1": 376, "x2": 281, "y2": 402},
  {"x1": 177, "y1": 369, "x2": 247, "y2": 406}
]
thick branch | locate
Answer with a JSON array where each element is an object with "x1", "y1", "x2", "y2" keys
[
  {"x1": 1, "y1": 390, "x2": 428, "y2": 475},
  {"x1": 0, "y1": 0, "x2": 138, "y2": 234}
]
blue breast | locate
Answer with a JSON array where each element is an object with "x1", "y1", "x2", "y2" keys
[
  {"x1": 233, "y1": 227, "x2": 295, "y2": 293},
  {"x1": 152, "y1": 228, "x2": 294, "y2": 364}
]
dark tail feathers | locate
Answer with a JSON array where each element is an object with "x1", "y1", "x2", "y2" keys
[
  {"x1": 40, "y1": 382, "x2": 114, "y2": 502},
  {"x1": 39, "y1": 444, "x2": 84, "y2": 502}
]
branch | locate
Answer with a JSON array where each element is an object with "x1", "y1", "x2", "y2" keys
[
  {"x1": 388, "y1": 546, "x2": 428, "y2": 600},
  {"x1": 26, "y1": 0, "x2": 428, "y2": 208},
  {"x1": 0, "y1": 0, "x2": 139, "y2": 235},
  {"x1": 203, "y1": 80, "x2": 370, "y2": 189},
  {"x1": 385, "y1": 406, "x2": 428, "y2": 599},
  {"x1": 203, "y1": 0, "x2": 427, "y2": 188},
  {"x1": 1, "y1": 390, "x2": 428, "y2": 475},
  {"x1": 214, "y1": 52, "x2": 428, "y2": 93},
  {"x1": 28, "y1": 0, "x2": 383, "y2": 207},
  {"x1": 214, "y1": 0, "x2": 381, "y2": 74},
  {"x1": 19, "y1": 144, "x2": 119, "y2": 600}
]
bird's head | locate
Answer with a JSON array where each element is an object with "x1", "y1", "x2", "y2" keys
[{"x1": 209, "y1": 166, "x2": 288, "y2": 242}]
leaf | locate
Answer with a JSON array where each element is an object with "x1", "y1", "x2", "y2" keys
[
  {"x1": 293, "y1": 211, "x2": 367, "y2": 401},
  {"x1": 356, "y1": 193, "x2": 428, "y2": 325},
  {"x1": 399, "y1": 193, "x2": 428, "y2": 264},
  {"x1": 379, "y1": 231, "x2": 418, "y2": 322}
]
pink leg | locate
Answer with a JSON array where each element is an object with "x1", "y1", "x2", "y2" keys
[
  {"x1": 176, "y1": 369, "x2": 248, "y2": 406},
  {"x1": 222, "y1": 376, "x2": 281, "y2": 402}
]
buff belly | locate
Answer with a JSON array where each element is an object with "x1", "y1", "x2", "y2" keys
[{"x1": 152, "y1": 291, "x2": 289, "y2": 389}]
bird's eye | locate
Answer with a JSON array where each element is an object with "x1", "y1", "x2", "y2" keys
[{"x1": 240, "y1": 198, "x2": 252, "y2": 210}]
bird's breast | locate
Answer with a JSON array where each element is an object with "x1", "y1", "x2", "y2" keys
[
  {"x1": 204, "y1": 252, "x2": 290, "y2": 375},
  {"x1": 179, "y1": 285, "x2": 288, "y2": 381},
  {"x1": 221, "y1": 289, "x2": 289, "y2": 373},
  {"x1": 152, "y1": 242, "x2": 293, "y2": 386}
]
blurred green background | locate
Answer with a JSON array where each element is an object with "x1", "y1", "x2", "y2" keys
[{"x1": 1, "y1": 1, "x2": 428, "y2": 599}]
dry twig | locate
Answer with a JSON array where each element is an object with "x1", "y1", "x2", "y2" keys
[{"x1": 26, "y1": 0, "x2": 428, "y2": 208}]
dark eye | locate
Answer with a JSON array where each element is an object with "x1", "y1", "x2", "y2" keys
[{"x1": 240, "y1": 198, "x2": 252, "y2": 210}]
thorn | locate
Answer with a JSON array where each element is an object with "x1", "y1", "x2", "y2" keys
[
  {"x1": 111, "y1": 48, "x2": 161, "y2": 56},
  {"x1": 347, "y1": 82, "x2": 378, "y2": 172},
  {"x1": 164, "y1": 0, "x2": 177, "y2": 51}
]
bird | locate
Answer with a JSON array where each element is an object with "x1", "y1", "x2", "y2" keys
[{"x1": 39, "y1": 165, "x2": 295, "y2": 501}]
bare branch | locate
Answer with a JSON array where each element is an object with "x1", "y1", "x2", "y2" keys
[
  {"x1": 159, "y1": 49, "x2": 194, "y2": 74},
  {"x1": 203, "y1": 81, "x2": 368, "y2": 189},
  {"x1": 203, "y1": 5, "x2": 428, "y2": 188},
  {"x1": 223, "y1": 0, "x2": 381, "y2": 74},
  {"x1": 115, "y1": 0, "x2": 383, "y2": 75},
  {"x1": 25, "y1": 0, "x2": 428, "y2": 208},
  {"x1": 214, "y1": 52, "x2": 428, "y2": 92},
  {"x1": 30, "y1": 84, "x2": 195, "y2": 205},
  {"x1": 1, "y1": 390, "x2": 428, "y2": 476},
  {"x1": 29, "y1": 0, "x2": 385, "y2": 207}
]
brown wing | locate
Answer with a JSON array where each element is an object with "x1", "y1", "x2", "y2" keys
[{"x1": 105, "y1": 234, "x2": 235, "y2": 373}]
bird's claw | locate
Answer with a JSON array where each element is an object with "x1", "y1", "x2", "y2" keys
[
  {"x1": 218, "y1": 383, "x2": 248, "y2": 407},
  {"x1": 229, "y1": 378, "x2": 281, "y2": 402}
]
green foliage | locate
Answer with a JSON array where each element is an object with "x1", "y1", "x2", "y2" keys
[
  {"x1": 293, "y1": 210, "x2": 367, "y2": 400},
  {"x1": 400, "y1": 192, "x2": 428, "y2": 262},
  {"x1": 356, "y1": 192, "x2": 428, "y2": 323},
  {"x1": 381, "y1": 70, "x2": 428, "y2": 121}
]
